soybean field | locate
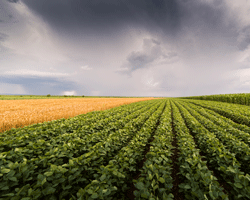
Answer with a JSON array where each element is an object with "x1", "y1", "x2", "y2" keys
[{"x1": 1, "y1": 98, "x2": 250, "y2": 200}]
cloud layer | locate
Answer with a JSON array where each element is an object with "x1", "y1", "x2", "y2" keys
[{"x1": 1, "y1": 0, "x2": 250, "y2": 96}]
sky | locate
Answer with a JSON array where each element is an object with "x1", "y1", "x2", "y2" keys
[{"x1": 1, "y1": 0, "x2": 250, "y2": 97}]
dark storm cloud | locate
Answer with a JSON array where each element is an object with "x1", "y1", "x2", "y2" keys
[
  {"x1": 0, "y1": 75, "x2": 79, "y2": 95},
  {"x1": 237, "y1": 26, "x2": 250, "y2": 51},
  {"x1": 0, "y1": 75, "x2": 62, "y2": 85},
  {"x1": 21, "y1": 0, "x2": 182, "y2": 36},
  {"x1": 3, "y1": 0, "x2": 249, "y2": 96},
  {"x1": 6, "y1": 0, "x2": 19, "y2": 3},
  {"x1": 18, "y1": 0, "x2": 235, "y2": 44},
  {"x1": 179, "y1": 0, "x2": 226, "y2": 29},
  {"x1": 0, "y1": 33, "x2": 10, "y2": 55},
  {"x1": 119, "y1": 38, "x2": 178, "y2": 74},
  {"x1": 0, "y1": 33, "x2": 8, "y2": 42}
]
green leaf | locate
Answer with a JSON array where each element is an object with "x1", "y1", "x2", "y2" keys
[
  {"x1": 63, "y1": 185, "x2": 72, "y2": 190},
  {"x1": 1, "y1": 168, "x2": 10, "y2": 174},
  {"x1": 91, "y1": 193, "x2": 99, "y2": 199},
  {"x1": 44, "y1": 171, "x2": 53, "y2": 176},
  {"x1": 87, "y1": 189, "x2": 93, "y2": 194},
  {"x1": 41, "y1": 177, "x2": 47, "y2": 185},
  {"x1": 141, "y1": 192, "x2": 149, "y2": 198},
  {"x1": 69, "y1": 159, "x2": 74, "y2": 166},
  {"x1": 92, "y1": 180, "x2": 99, "y2": 184},
  {"x1": 42, "y1": 186, "x2": 56, "y2": 195},
  {"x1": 1, "y1": 186, "x2": 9, "y2": 190},
  {"x1": 100, "y1": 174, "x2": 106, "y2": 181},
  {"x1": 136, "y1": 182, "x2": 145, "y2": 190},
  {"x1": 2, "y1": 193, "x2": 15, "y2": 197},
  {"x1": 234, "y1": 183, "x2": 243, "y2": 188},
  {"x1": 102, "y1": 189, "x2": 108, "y2": 193},
  {"x1": 149, "y1": 174, "x2": 153, "y2": 180},
  {"x1": 184, "y1": 184, "x2": 191, "y2": 189},
  {"x1": 37, "y1": 174, "x2": 46, "y2": 186},
  {"x1": 28, "y1": 188, "x2": 33, "y2": 196},
  {"x1": 153, "y1": 185, "x2": 158, "y2": 191},
  {"x1": 9, "y1": 177, "x2": 18, "y2": 182},
  {"x1": 84, "y1": 151, "x2": 94, "y2": 158},
  {"x1": 159, "y1": 177, "x2": 165, "y2": 183}
]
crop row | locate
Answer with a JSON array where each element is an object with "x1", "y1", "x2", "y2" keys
[
  {"x1": 0, "y1": 100, "x2": 156, "y2": 160},
  {"x1": 184, "y1": 99, "x2": 250, "y2": 127},
  {"x1": 189, "y1": 99, "x2": 250, "y2": 118},
  {"x1": 0, "y1": 100, "x2": 163, "y2": 199},
  {"x1": 174, "y1": 100, "x2": 250, "y2": 199},
  {"x1": 179, "y1": 101, "x2": 250, "y2": 172},
  {"x1": 185, "y1": 102, "x2": 250, "y2": 139},
  {"x1": 74, "y1": 100, "x2": 166, "y2": 199},
  {"x1": 170, "y1": 101, "x2": 228, "y2": 200},
  {"x1": 1, "y1": 98, "x2": 250, "y2": 199},
  {"x1": 0, "y1": 99, "x2": 155, "y2": 148},
  {"x1": 132, "y1": 100, "x2": 174, "y2": 199},
  {"x1": 179, "y1": 93, "x2": 250, "y2": 106}
]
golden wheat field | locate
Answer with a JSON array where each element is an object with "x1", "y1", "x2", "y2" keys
[{"x1": 0, "y1": 98, "x2": 155, "y2": 133}]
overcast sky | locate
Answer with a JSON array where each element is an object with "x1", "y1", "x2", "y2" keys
[{"x1": 1, "y1": 0, "x2": 250, "y2": 97}]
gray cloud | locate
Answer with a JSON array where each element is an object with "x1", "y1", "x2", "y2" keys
[
  {"x1": 6, "y1": 0, "x2": 19, "y2": 3},
  {"x1": 0, "y1": 33, "x2": 8, "y2": 42},
  {"x1": 118, "y1": 38, "x2": 178, "y2": 74},
  {"x1": 0, "y1": 33, "x2": 11, "y2": 55},
  {"x1": 20, "y1": 0, "x2": 181, "y2": 37},
  {"x1": 0, "y1": 74, "x2": 80, "y2": 95},
  {"x1": 20, "y1": 0, "x2": 232, "y2": 41},
  {"x1": 1, "y1": 0, "x2": 250, "y2": 96},
  {"x1": 237, "y1": 26, "x2": 250, "y2": 51}
]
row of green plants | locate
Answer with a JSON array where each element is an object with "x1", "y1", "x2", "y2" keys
[
  {"x1": 74, "y1": 101, "x2": 167, "y2": 199},
  {"x1": 179, "y1": 101, "x2": 250, "y2": 175},
  {"x1": 186, "y1": 99, "x2": 250, "y2": 118},
  {"x1": 175, "y1": 100, "x2": 250, "y2": 199},
  {"x1": 179, "y1": 93, "x2": 250, "y2": 106},
  {"x1": 65, "y1": 101, "x2": 163, "y2": 199},
  {"x1": 2, "y1": 98, "x2": 250, "y2": 199},
  {"x1": 0, "y1": 100, "x2": 156, "y2": 167},
  {"x1": 185, "y1": 100, "x2": 250, "y2": 145},
  {"x1": 188, "y1": 99, "x2": 250, "y2": 118},
  {"x1": 171, "y1": 101, "x2": 228, "y2": 200},
  {"x1": 0, "y1": 100, "x2": 164, "y2": 199},
  {"x1": 132, "y1": 100, "x2": 174, "y2": 199},
  {"x1": 0, "y1": 100, "x2": 154, "y2": 152},
  {"x1": 187, "y1": 100, "x2": 250, "y2": 137},
  {"x1": 185, "y1": 99, "x2": 250, "y2": 127}
]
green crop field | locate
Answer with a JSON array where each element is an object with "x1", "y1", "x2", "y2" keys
[
  {"x1": 1, "y1": 98, "x2": 250, "y2": 199},
  {"x1": 180, "y1": 93, "x2": 250, "y2": 106}
]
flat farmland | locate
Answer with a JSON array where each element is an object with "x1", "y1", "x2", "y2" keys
[
  {"x1": 0, "y1": 98, "x2": 155, "y2": 133},
  {"x1": 1, "y1": 98, "x2": 250, "y2": 199}
]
